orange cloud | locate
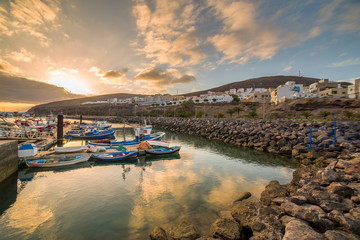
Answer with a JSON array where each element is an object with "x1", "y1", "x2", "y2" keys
[
  {"x1": 133, "y1": 0, "x2": 206, "y2": 67},
  {"x1": 5, "y1": 48, "x2": 34, "y2": 62},
  {"x1": 0, "y1": 0, "x2": 61, "y2": 46},
  {"x1": 89, "y1": 66, "x2": 129, "y2": 85},
  {"x1": 0, "y1": 58, "x2": 19, "y2": 74},
  {"x1": 134, "y1": 67, "x2": 196, "y2": 87}
]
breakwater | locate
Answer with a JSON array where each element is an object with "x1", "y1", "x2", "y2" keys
[{"x1": 76, "y1": 116, "x2": 360, "y2": 239}]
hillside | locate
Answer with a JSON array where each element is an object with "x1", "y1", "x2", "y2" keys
[
  {"x1": 183, "y1": 76, "x2": 321, "y2": 96},
  {"x1": 28, "y1": 75, "x2": 350, "y2": 114}
]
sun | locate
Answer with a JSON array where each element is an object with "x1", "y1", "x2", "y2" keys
[{"x1": 48, "y1": 73, "x2": 92, "y2": 95}]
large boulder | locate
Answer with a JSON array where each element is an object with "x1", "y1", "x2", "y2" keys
[
  {"x1": 150, "y1": 226, "x2": 168, "y2": 240},
  {"x1": 260, "y1": 180, "x2": 288, "y2": 205},
  {"x1": 283, "y1": 219, "x2": 326, "y2": 240},
  {"x1": 210, "y1": 217, "x2": 241, "y2": 240},
  {"x1": 233, "y1": 192, "x2": 251, "y2": 203},
  {"x1": 324, "y1": 230, "x2": 360, "y2": 240},
  {"x1": 168, "y1": 220, "x2": 200, "y2": 240}
]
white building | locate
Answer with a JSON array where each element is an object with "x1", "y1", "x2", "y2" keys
[
  {"x1": 271, "y1": 81, "x2": 304, "y2": 104},
  {"x1": 348, "y1": 79, "x2": 360, "y2": 99}
]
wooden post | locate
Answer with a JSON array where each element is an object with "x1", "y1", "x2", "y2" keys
[{"x1": 57, "y1": 113, "x2": 64, "y2": 145}]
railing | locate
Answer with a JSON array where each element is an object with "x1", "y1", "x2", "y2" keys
[{"x1": 0, "y1": 125, "x2": 53, "y2": 140}]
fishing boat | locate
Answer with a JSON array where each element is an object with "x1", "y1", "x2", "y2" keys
[
  {"x1": 93, "y1": 150, "x2": 138, "y2": 161},
  {"x1": 144, "y1": 146, "x2": 181, "y2": 155},
  {"x1": 89, "y1": 125, "x2": 165, "y2": 147},
  {"x1": 66, "y1": 128, "x2": 115, "y2": 140},
  {"x1": 54, "y1": 145, "x2": 88, "y2": 153},
  {"x1": 25, "y1": 153, "x2": 91, "y2": 168}
]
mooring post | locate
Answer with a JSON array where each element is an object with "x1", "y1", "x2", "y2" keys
[
  {"x1": 80, "y1": 114, "x2": 83, "y2": 124},
  {"x1": 334, "y1": 120, "x2": 336, "y2": 147},
  {"x1": 57, "y1": 112, "x2": 64, "y2": 146},
  {"x1": 309, "y1": 128, "x2": 312, "y2": 151}
]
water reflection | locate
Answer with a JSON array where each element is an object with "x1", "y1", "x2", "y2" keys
[
  {"x1": 0, "y1": 172, "x2": 17, "y2": 216},
  {"x1": 0, "y1": 127, "x2": 297, "y2": 240}
]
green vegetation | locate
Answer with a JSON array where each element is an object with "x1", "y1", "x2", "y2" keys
[
  {"x1": 247, "y1": 110, "x2": 257, "y2": 118},
  {"x1": 226, "y1": 108, "x2": 235, "y2": 117},
  {"x1": 233, "y1": 106, "x2": 243, "y2": 117},
  {"x1": 231, "y1": 94, "x2": 240, "y2": 103},
  {"x1": 164, "y1": 108, "x2": 175, "y2": 117},
  {"x1": 301, "y1": 111, "x2": 312, "y2": 119},
  {"x1": 214, "y1": 113, "x2": 224, "y2": 118},
  {"x1": 195, "y1": 109, "x2": 205, "y2": 118},
  {"x1": 287, "y1": 112, "x2": 293, "y2": 119},
  {"x1": 204, "y1": 99, "x2": 209, "y2": 103},
  {"x1": 212, "y1": 98, "x2": 217, "y2": 103},
  {"x1": 319, "y1": 111, "x2": 330, "y2": 119},
  {"x1": 343, "y1": 110, "x2": 354, "y2": 119}
]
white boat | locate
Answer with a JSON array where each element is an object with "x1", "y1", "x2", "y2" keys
[
  {"x1": 54, "y1": 145, "x2": 88, "y2": 153},
  {"x1": 25, "y1": 153, "x2": 91, "y2": 168},
  {"x1": 146, "y1": 140, "x2": 169, "y2": 148}
]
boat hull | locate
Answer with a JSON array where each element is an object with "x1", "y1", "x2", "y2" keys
[
  {"x1": 25, "y1": 153, "x2": 91, "y2": 168},
  {"x1": 54, "y1": 146, "x2": 88, "y2": 153},
  {"x1": 66, "y1": 129, "x2": 116, "y2": 140},
  {"x1": 93, "y1": 151, "x2": 138, "y2": 161},
  {"x1": 89, "y1": 132, "x2": 165, "y2": 147},
  {"x1": 144, "y1": 146, "x2": 181, "y2": 155}
]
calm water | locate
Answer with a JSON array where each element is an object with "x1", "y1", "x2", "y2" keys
[{"x1": 0, "y1": 127, "x2": 298, "y2": 240}]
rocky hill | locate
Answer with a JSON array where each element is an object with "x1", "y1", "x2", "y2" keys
[{"x1": 183, "y1": 76, "x2": 321, "y2": 96}]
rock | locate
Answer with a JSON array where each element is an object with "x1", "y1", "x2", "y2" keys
[
  {"x1": 169, "y1": 220, "x2": 200, "y2": 240},
  {"x1": 195, "y1": 237, "x2": 217, "y2": 240},
  {"x1": 317, "y1": 169, "x2": 339, "y2": 182},
  {"x1": 328, "y1": 210, "x2": 360, "y2": 235},
  {"x1": 150, "y1": 226, "x2": 168, "y2": 240},
  {"x1": 324, "y1": 230, "x2": 360, "y2": 240},
  {"x1": 350, "y1": 207, "x2": 360, "y2": 220},
  {"x1": 210, "y1": 217, "x2": 241, "y2": 240},
  {"x1": 233, "y1": 192, "x2": 251, "y2": 202},
  {"x1": 281, "y1": 202, "x2": 333, "y2": 231},
  {"x1": 260, "y1": 180, "x2": 288, "y2": 205},
  {"x1": 283, "y1": 219, "x2": 326, "y2": 240},
  {"x1": 218, "y1": 210, "x2": 232, "y2": 219},
  {"x1": 327, "y1": 182, "x2": 355, "y2": 198},
  {"x1": 290, "y1": 195, "x2": 307, "y2": 205}
]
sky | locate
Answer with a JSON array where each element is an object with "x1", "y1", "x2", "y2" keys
[{"x1": 0, "y1": 0, "x2": 359, "y2": 111}]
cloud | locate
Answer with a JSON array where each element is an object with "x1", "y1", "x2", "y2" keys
[
  {"x1": 89, "y1": 66, "x2": 129, "y2": 85},
  {"x1": 282, "y1": 66, "x2": 292, "y2": 72},
  {"x1": 0, "y1": 58, "x2": 19, "y2": 74},
  {"x1": 0, "y1": 72, "x2": 81, "y2": 103},
  {"x1": 5, "y1": 48, "x2": 34, "y2": 62},
  {"x1": 0, "y1": 0, "x2": 61, "y2": 46},
  {"x1": 134, "y1": 67, "x2": 196, "y2": 87},
  {"x1": 329, "y1": 57, "x2": 360, "y2": 68},
  {"x1": 132, "y1": 0, "x2": 206, "y2": 67},
  {"x1": 336, "y1": 2, "x2": 360, "y2": 33}
]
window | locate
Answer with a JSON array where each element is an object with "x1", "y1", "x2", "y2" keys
[{"x1": 332, "y1": 90, "x2": 337, "y2": 94}]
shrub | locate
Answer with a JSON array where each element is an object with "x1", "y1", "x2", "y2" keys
[
  {"x1": 301, "y1": 111, "x2": 312, "y2": 119},
  {"x1": 319, "y1": 111, "x2": 330, "y2": 119},
  {"x1": 195, "y1": 109, "x2": 205, "y2": 118},
  {"x1": 343, "y1": 110, "x2": 354, "y2": 119}
]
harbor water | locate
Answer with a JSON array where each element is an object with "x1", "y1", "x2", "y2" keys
[{"x1": 0, "y1": 127, "x2": 297, "y2": 240}]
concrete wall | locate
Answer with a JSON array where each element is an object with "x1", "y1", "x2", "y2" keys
[{"x1": 0, "y1": 140, "x2": 18, "y2": 183}]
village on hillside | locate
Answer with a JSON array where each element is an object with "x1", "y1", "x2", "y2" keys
[{"x1": 81, "y1": 78, "x2": 360, "y2": 107}]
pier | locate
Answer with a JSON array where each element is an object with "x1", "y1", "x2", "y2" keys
[{"x1": 0, "y1": 141, "x2": 18, "y2": 183}]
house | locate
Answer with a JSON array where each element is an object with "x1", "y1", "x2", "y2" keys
[
  {"x1": 271, "y1": 81, "x2": 303, "y2": 104},
  {"x1": 249, "y1": 91, "x2": 271, "y2": 103},
  {"x1": 348, "y1": 79, "x2": 360, "y2": 99},
  {"x1": 318, "y1": 87, "x2": 348, "y2": 98}
]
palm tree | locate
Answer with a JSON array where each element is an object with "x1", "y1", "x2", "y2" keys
[
  {"x1": 227, "y1": 108, "x2": 235, "y2": 118},
  {"x1": 233, "y1": 106, "x2": 243, "y2": 117}
]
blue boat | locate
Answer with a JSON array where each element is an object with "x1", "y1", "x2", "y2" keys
[
  {"x1": 93, "y1": 150, "x2": 138, "y2": 161},
  {"x1": 66, "y1": 128, "x2": 116, "y2": 140},
  {"x1": 89, "y1": 125, "x2": 165, "y2": 147},
  {"x1": 144, "y1": 146, "x2": 181, "y2": 155}
]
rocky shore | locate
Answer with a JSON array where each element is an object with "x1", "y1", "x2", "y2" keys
[{"x1": 82, "y1": 116, "x2": 360, "y2": 239}]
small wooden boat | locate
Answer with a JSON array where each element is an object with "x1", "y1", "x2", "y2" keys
[
  {"x1": 54, "y1": 145, "x2": 88, "y2": 153},
  {"x1": 25, "y1": 153, "x2": 91, "y2": 168},
  {"x1": 144, "y1": 146, "x2": 181, "y2": 155},
  {"x1": 88, "y1": 132, "x2": 165, "y2": 147},
  {"x1": 66, "y1": 128, "x2": 115, "y2": 140},
  {"x1": 147, "y1": 140, "x2": 169, "y2": 148},
  {"x1": 93, "y1": 151, "x2": 138, "y2": 161}
]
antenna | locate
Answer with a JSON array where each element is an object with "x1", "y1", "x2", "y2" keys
[{"x1": 299, "y1": 71, "x2": 301, "y2": 77}]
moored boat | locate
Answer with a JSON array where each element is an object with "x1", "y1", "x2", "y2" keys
[
  {"x1": 54, "y1": 145, "x2": 88, "y2": 153},
  {"x1": 144, "y1": 146, "x2": 181, "y2": 155},
  {"x1": 66, "y1": 128, "x2": 115, "y2": 140},
  {"x1": 93, "y1": 150, "x2": 138, "y2": 161},
  {"x1": 25, "y1": 153, "x2": 91, "y2": 168}
]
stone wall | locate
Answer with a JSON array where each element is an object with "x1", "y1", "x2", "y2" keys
[
  {"x1": 116, "y1": 117, "x2": 360, "y2": 158},
  {"x1": 0, "y1": 141, "x2": 18, "y2": 183}
]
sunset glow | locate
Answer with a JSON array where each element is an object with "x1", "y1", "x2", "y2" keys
[{"x1": 0, "y1": 0, "x2": 359, "y2": 110}]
